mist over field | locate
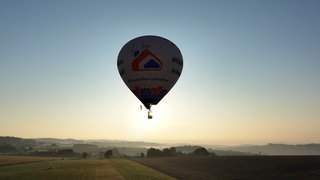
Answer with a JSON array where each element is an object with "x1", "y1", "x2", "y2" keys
[{"x1": 1, "y1": 136, "x2": 320, "y2": 156}]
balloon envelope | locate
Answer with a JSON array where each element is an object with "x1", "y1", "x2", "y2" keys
[{"x1": 117, "y1": 35, "x2": 183, "y2": 110}]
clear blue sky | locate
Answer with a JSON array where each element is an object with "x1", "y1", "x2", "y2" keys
[{"x1": 1, "y1": 0, "x2": 319, "y2": 145}]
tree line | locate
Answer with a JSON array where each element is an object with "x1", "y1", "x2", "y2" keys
[{"x1": 146, "y1": 147, "x2": 215, "y2": 158}]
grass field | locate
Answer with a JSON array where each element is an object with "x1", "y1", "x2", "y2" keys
[
  {"x1": 109, "y1": 159, "x2": 175, "y2": 180},
  {"x1": 134, "y1": 156, "x2": 320, "y2": 179},
  {"x1": 0, "y1": 156, "x2": 174, "y2": 180},
  {"x1": 2, "y1": 156, "x2": 320, "y2": 179}
]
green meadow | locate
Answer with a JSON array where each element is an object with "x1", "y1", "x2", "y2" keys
[{"x1": 0, "y1": 156, "x2": 174, "y2": 180}]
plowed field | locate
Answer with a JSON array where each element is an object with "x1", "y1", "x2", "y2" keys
[{"x1": 135, "y1": 156, "x2": 320, "y2": 179}]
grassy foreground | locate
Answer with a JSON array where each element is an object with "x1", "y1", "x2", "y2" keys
[{"x1": 0, "y1": 157, "x2": 174, "y2": 180}]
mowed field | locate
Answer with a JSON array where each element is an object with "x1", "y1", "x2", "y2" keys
[
  {"x1": 134, "y1": 156, "x2": 320, "y2": 179},
  {"x1": 2, "y1": 156, "x2": 320, "y2": 179},
  {"x1": 0, "y1": 156, "x2": 175, "y2": 180}
]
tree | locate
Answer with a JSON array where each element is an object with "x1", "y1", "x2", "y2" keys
[
  {"x1": 162, "y1": 148, "x2": 171, "y2": 156},
  {"x1": 147, "y1": 148, "x2": 163, "y2": 157},
  {"x1": 104, "y1": 150, "x2": 113, "y2": 158},
  {"x1": 193, "y1": 147, "x2": 209, "y2": 156},
  {"x1": 82, "y1": 152, "x2": 88, "y2": 159},
  {"x1": 162, "y1": 147, "x2": 177, "y2": 156},
  {"x1": 140, "y1": 152, "x2": 145, "y2": 158},
  {"x1": 169, "y1": 147, "x2": 177, "y2": 156},
  {"x1": 112, "y1": 148, "x2": 120, "y2": 158},
  {"x1": 170, "y1": 147, "x2": 176, "y2": 153},
  {"x1": 50, "y1": 143, "x2": 58, "y2": 147},
  {"x1": 58, "y1": 149, "x2": 75, "y2": 157}
]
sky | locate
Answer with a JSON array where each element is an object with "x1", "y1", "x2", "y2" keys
[{"x1": 1, "y1": 0, "x2": 319, "y2": 145}]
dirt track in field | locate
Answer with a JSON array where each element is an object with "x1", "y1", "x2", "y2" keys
[{"x1": 134, "y1": 156, "x2": 320, "y2": 179}]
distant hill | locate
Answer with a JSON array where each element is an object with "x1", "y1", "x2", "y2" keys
[
  {"x1": 0, "y1": 136, "x2": 160, "y2": 156},
  {"x1": 33, "y1": 138, "x2": 162, "y2": 148},
  {"x1": 33, "y1": 138, "x2": 84, "y2": 146},
  {"x1": 0, "y1": 136, "x2": 37, "y2": 147},
  {"x1": 0, "y1": 136, "x2": 37, "y2": 154},
  {"x1": 174, "y1": 145, "x2": 254, "y2": 156},
  {"x1": 87, "y1": 140, "x2": 161, "y2": 148},
  {"x1": 2, "y1": 136, "x2": 320, "y2": 155},
  {"x1": 227, "y1": 143, "x2": 320, "y2": 155}
]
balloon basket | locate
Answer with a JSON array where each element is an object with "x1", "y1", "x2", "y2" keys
[{"x1": 148, "y1": 110, "x2": 153, "y2": 119}]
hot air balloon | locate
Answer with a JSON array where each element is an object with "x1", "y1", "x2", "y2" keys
[{"x1": 117, "y1": 35, "x2": 183, "y2": 119}]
